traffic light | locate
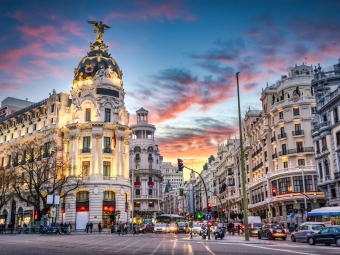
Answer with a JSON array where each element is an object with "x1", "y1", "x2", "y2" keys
[
  {"x1": 207, "y1": 202, "x2": 212, "y2": 212},
  {"x1": 222, "y1": 208, "x2": 226, "y2": 214},
  {"x1": 271, "y1": 188, "x2": 277, "y2": 197},
  {"x1": 197, "y1": 212, "x2": 203, "y2": 219},
  {"x1": 177, "y1": 158, "x2": 184, "y2": 172}
]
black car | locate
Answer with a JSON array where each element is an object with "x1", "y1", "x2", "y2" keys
[
  {"x1": 307, "y1": 226, "x2": 340, "y2": 246},
  {"x1": 176, "y1": 222, "x2": 189, "y2": 233}
]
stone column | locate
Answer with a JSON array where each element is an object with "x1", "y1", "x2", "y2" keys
[
  {"x1": 98, "y1": 135, "x2": 103, "y2": 176},
  {"x1": 120, "y1": 138, "x2": 124, "y2": 176},
  {"x1": 69, "y1": 136, "x2": 74, "y2": 176},
  {"x1": 74, "y1": 135, "x2": 80, "y2": 175},
  {"x1": 91, "y1": 134, "x2": 97, "y2": 176},
  {"x1": 115, "y1": 134, "x2": 119, "y2": 176}
]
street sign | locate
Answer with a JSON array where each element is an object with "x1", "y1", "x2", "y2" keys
[
  {"x1": 50, "y1": 207, "x2": 56, "y2": 218},
  {"x1": 205, "y1": 214, "x2": 212, "y2": 221},
  {"x1": 289, "y1": 212, "x2": 295, "y2": 219},
  {"x1": 267, "y1": 210, "x2": 272, "y2": 219}
]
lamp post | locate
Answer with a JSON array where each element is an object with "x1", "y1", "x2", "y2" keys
[
  {"x1": 266, "y1": 174, "x2": 271, "y2": 223},
  {"x1": 131, "y1": 168, "x2": 134, "y2": 224},
  {"x1": 51, "y1": 148, "x2": 57, "y2": 224},
  {"x1": 236, "y1": 72, "x2": 249, "y2": 241},
  {"x1": 296, "y1": 165, "x2": 308, "y2": 221}
]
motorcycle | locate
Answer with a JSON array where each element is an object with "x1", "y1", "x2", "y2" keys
[
  {"x1": 214, "y1": 227, "x2": 226, "y2": 240},
  {"x1": 41, "y1": 226, "x2": 53, "y2": 234},
  {"x1": 60, "y1": 226, "x2": 68, "y2": 234},
  {"x1": 201, "y1": 228, "x2": 208, "y2": 240}
]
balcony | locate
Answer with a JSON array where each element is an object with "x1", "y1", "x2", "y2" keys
[
  {"x1": 252, "y1": 162, "x2": 263, "y2": 172},
  {"x1": 134, "y1": 181, "x2": 141, "y2": 186},
  {"x1": 319, "y1": 121, "x2": 330, "y2": 129},
  {"x1": 271, "y1": 137, "x2": 276, "y2": 143},
  {"x1": 278, "y1": 133, "x2": 287, "y2": 139},
  {"x1": 148, "y1": 181, "x2": 154, "y2": 186},
  {"x1": 103, "y1": 148, "x2": 112, "y2": 153},
  {"x1": 82, "y1": 148, "x2": 91, "y2": 153},
  {"x1": 288, "y1": 147, "x2": 314, "y2": 154},
  {"x1": 292, "y1": 130, "x2": 304, "y2": 136},
  {"x1": 252, "y1": 148, "x2": 262, "y2": 158},
  {"x1": 278, "y1": 150, "x2": 288, "y2": 156},
  {"x1": 272, "y1": 153, "x2": 278, "y2": 159},
  {"x1": 134, "y1": 157, "x2": 141, "y2": 162}
]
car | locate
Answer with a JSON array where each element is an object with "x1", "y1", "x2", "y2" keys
[
  {"x1": 307, "y1": 226, "x2": 340, "y2": 246},
  {"x1": 177, "y1": 222, "x2": 189, "y2": 233},
  {"x1": 154, "y1": 223, "x2": 169, "y2": 234},
  {"x1": 257, "y1": 224, "x2": 287, "y2": 240},
  {"x1": 192, "y1": 223, "x2": 202, "y2": 235},
  {"x1": 169, "y1": 223, "x2": 178, "y2": 234},
  {"x1": 291, "y1": 223, "x2": 325, "y2": 242},
  {"x1": 233, "y1": 223, "x2": 245, "y2": 233},
  {"x1": 249, "y1": 223, "x2": 262, "y2": 237},
  {"x1": 137, "y1": 224, "x2": 154, "y2": 234}
]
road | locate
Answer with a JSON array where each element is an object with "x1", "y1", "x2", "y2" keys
[{"x1": 0, "y1": 233, "x2": 339, "y2": 255}]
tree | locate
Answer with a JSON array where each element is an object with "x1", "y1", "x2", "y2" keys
[
  {"x1": 9, "y1": 132, "x2": 86, "y2": 221},
  {"x1": 0, "y1": 172, "x2": 15, "y2": 212}
]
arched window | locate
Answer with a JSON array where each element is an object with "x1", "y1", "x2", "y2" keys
[
  {"x1": 135, "y1": 189, "x2": 140, "y2": 196},
  {"x1": 76, "y1": 191, "x2": 89, "y2": 202},
  {"x1": 103, "y1": 191, "x2": 115, "y2": 201},
  {"x1": 148, "y1": 146, "x2": 153, "y2": 152},
  {"x1": 134, "y1": 146, "x2": 141, "y2": 153},
  {"x1": 148, "y1": 176, "x2": 152, "y2": 182},
  {"x1": 148, "y1": 189, "x2": 153, "y2": 196}
]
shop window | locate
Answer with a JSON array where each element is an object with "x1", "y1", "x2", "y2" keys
[{"x1": 76, "y1": 191, "x2": 89, "y2": 202}]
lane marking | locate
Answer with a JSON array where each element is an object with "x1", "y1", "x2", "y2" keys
[
  {"x1": 150, "y1": 240, "x2": 163, "y2": 255},
  {"x1": 98, "y1": 238, "x2": 131, "y2": 251},
  {"x1": 243, "y1": 244, "x2": 320, "y2": 255},
  {"x1": 114, "y1": 240, "x2": 140, "y2": 253},
  {"x1": 132, "y1": 240, "x2": 151, "y2": 254},
  {"x1": 201, "y1": 243, "x2": 216, "y2": 255},
  {"x1": 172, "y1": 239, "x2": 177, "y2": 255},
  {"x1": 188, "y1": 243, "x2": 194, "y2": 255}
]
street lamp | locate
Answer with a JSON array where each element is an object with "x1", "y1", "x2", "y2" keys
[
  {"x1": 296, "y1": 165, "x2": 308, "y2": 217},
  {"x1": 236, "y1": 72, "x2": 250, "y2": 241},
  {"x1": 51, "y1": 148, "x2": 57, "y2": 224}
]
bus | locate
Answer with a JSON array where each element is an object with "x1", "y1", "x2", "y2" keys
[
  {"x1": 156, "y1": 214, "x2": 185, "y2": 224},
  {"x1": 307, "y1": 207, "x2": 340, "y2": 226}
]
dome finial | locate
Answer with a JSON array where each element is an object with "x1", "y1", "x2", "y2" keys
[{"x1": 87, "y1": 20, "x2": 111, "y2": 43}]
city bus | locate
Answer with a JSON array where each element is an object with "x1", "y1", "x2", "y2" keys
[
  {"x1": 307, "y1": 206, "x2": 340, "y2": 226},
  {"x1": 156, "y1": 214, "x2": 185, "y2": 223}
]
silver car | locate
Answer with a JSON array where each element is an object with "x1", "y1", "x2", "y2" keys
[
  {"x1": 192, "y1": 223, "x2": 202, "y2": 235},
  {"x1": 154, "y1": 223, "x2": 169, "y2": 234},
  {"x1": 291, "y1": 223, "x2": 325, "y2": 242}
]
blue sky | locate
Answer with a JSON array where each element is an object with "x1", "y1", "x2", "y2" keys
[{"x1": 1, "y1": 0, "x2": 339, "y2": 177}]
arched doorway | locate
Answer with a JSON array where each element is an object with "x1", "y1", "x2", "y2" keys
[
  {"x1": 0, "y1": 209, "x2": 8, "y2": 224},
  {"x1": 17, "y1": 207, "x2": 24, "y2": 227},
  {"x1": 76, "y1": 191, "x2": 89, "y2": 230},
  {"x1": 102, "y1": 191, "x2": 116, "y2": 228}
]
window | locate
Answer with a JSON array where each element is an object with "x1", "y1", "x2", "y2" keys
[
  {"x1": 103, "y1": 161, "x2": 110, "y2": 177},
  {"x1": 134, "y1": 201, "x2": 140, "y2": 207},
  {"x1": 336, "y1": 132, "x2": 340, "y2": 146},
  {"x1": 33, "y1": 124, "x2": 36, "y2": 131},
  {"x1": 316, "y1": 140, "x2": 320, "y2": 153},
  {"x1": 322, "y1": 137, "x2": 327, "y2": 150},
  {"x1": 296, "y1": 142, "x2": 303, "y2": 152},
  {"x1": 83, "y1": 136, "x2": 90, "y2": 152},
  {"x1": 278, "y1": 177, "x2": 291, "y2": 194},
  {"x1": 318, "y1": 162, "x2": 323, "y2": 179},
  {"x1": 311, "y1": 107, "x2": 317, "y2": 114},
  {"x1": 293, "y1": 108, "x2": 300, "y2": 116},
  {"x1": 135, "y1": 189, "x2": 140, "y2": 196},
  {"x1": 305, "y1": 175, "x2": 313, "y2": 192},
  {"x1": 85, "y1": 108, "x2": 91, "y2": 121},
  {"x1": 323, "y1": 114, "x2": 327, "y2": 122},
  {"x1": 334, "y1": 108, "x2": 338, "y2": 123},
  {"x1": 298, "y1": 159, "x2": 305, "y2": 166},
  {"x1": 282, "y1": 144, "x2": 287, "y2": 154},
  {"x1": 286, "y1": 204, "x2": 293, "y2": 214},
  {"x1": 103, "y1": 191, "x2": 115, "y2": 201},
  {"x1": 104, "y1": 108, "x2": 111, "y2": 122},
  {"x1": 0, "y1": 157, "x2": 4, "y2": 167},
  {"x1": 331, "y1": 188, "x2": 337, "y2": 198},
  {"x1": 76, "y1": 191, "x2": 89, "y2": 202},
  {"x1": 82, "y1": 161, "x2": 90, "y2": 176},
  {"x1": 148, "y1": 189, "x2": 153, "y2": 196},
  {"x1": 149, "y1": 176, "x2": 153, "y2": 182},
  {"x1": 283, "y1": 161, "x2": 288, "y2": 168},
  {"x1": 104, "y1": 137, "x2": 111, "y2": 150},
  {"x1": 264, "y1": 151, "x2": 268, "y2": 161},
  {"x1": 148, "y1": 201, "x2": 154, "y2": 207},
  {"x1": 51, "y1": 104, "x2": 55, "y2": 113},
  {"x1": 279, "y1": 111, "x2": 283, "y2": 119},
  {"x1": 280, "y1": 127, "x2": 285, "y2": 135},
  {"x1": 279, "y1": 205, "x2": 282, "y2": 216},
  {"x1": 324, "y1": 160, "x2": 330, "y2": 177},
  {"x1": 149, "y1": 164, "x2": 152, "y2": 170}
]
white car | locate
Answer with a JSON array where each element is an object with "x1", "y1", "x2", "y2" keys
[
  {"x1": 192, "y1": 223, "x2": 202, "y2": 235},
  {"x1": 154, "y1": 223, "x2": 169, "y2": 234}
]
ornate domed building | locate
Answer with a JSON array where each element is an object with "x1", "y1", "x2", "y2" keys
[{"x1": 0, "y1": 22, "x2": 136, "y2": 230}]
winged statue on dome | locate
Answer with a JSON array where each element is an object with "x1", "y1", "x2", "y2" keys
[{"x1": 87, "y1": 20, "x2": 110, "y2": 42}]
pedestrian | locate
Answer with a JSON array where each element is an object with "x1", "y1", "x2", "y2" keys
[
  {"x1": 123, "y1": 222, "x2": 128, "y2": 235},
  {"x1": 231, "y1": 222, "x2": 234, "y2": 235},
  {"x1": 118, "y1": 222, "x2": 121, "y2": 235},
  {"x1": 67, "y1": 222, "x2": 72, "y2": 234},
  {"x1": 89, "y1": 221, "x2": 93, "y2": 233},
  {"x1": 86, "y1": 222, "x2": 90, "y2": 233},
  {"x1": 237, "y1": 224, "x2": 241, "y2": 236},
  {"x1": 98, "y1": 222, "x2": 102, "y2": 233}
]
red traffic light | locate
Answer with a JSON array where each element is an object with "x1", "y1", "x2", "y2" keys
[
  {"x1": 177, "y1": 158, "x2": 184, "y2": 172},
  {"x1": 222, "y1": 208, "x2": 226, "y2": 213},
  {"x1": 271, "y1": 188, "x2": 277, "y2": 197},
  {"x1": 207, "y1": 202, "x2": 211, "y2": 208}
]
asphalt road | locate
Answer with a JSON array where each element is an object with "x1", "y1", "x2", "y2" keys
[{"x1": 0, "y1": 233, "x2": 339, "y2": 255}]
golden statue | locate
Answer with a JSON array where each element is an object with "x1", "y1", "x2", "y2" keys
[{"x1": 87, "y1": 20, "x2": 110, "y2": 42}]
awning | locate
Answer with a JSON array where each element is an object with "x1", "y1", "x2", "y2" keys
[{"x1": 308, "y1": 212, "x2": 340, "y2": 217}]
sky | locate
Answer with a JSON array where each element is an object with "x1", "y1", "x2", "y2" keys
[{"x1": 1, "y1": 0, "x2": 340, "y2": 179}]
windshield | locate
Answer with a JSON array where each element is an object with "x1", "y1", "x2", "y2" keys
[
  {"x1": 178, "y1": 222, "x2": 187, "y2": 226},
  {"x1": 271, "y1": 225, "x2": 283, "y2": 229},
  {"x1": 312, "y1": 225, "x2": 324, "y2": 230},
  {"x1": 155, "y1": 224, "x2": 166, "y2": 227},
  {"x1": 250, "y1": 223, "x2": 262, "y2": 228},
  {"x1": 193, "y1": 224, "x2": 201, "y2": 227}
]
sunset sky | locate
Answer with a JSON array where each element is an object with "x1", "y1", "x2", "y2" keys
[{"x1": 1, "y1": 0, "x2": 340, "y2": 179}]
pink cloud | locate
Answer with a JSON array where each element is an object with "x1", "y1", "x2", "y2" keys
[
  {"x1": 16, "y1": 25, "x2": 68, "y2": 45},
  {"x1": 0, "y1": 84, "x2": 18, "y2": 91}
]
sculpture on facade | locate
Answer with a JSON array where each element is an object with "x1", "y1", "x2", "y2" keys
[{"x1": 87, "y1": 20, "x2": 110, "y2": 42}]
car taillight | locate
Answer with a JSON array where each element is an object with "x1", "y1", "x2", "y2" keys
[{"x1": 310, "y1": 231, "x2": 316, "y2": 234}]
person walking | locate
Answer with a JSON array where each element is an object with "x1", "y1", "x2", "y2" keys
[
  {"x1": 89, "y1": 221, "x2": 93, "y2": 233},
  {"x1": 98, "y1": 222, "x2": 102, "y2": 233},
  {"x1": 237, "y1": 224, "x2": 241, "y2": 236},
  {"x1": 231, "y1": 222, "x2": 234, "y2": 235},
  {"x1": 67, "y1": 222, "x2": 72, "y2": 234},
  {"x1": 118, "y1": 222, "x2": 121, "y2": 236},
  {"x1": 86, "y1": 222, "x2": 90, "y2": 233},
  {"x1": 123, "y1": 222, "x2": 127, "y2": 235}
]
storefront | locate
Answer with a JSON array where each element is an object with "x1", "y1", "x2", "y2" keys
[
  {"x1": 102, "y1": 191, "x2": 116, "y2": 228},
  {"x1": 76, "y1": 191, "x2": 89, "y2": 230},
  {"x1": 0, "y1": 209, "x2": 8, "y2": 224}
]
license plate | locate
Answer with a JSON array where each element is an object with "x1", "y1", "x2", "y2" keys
[
  {"x1": 157, "y1": 228, "x2": 161, "y2": 230},
  {"x1": 276, "y1": 230, "x2": 281, "y2": 232}
]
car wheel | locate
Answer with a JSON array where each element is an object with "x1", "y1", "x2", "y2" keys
[
  {"x1": 215, "y1": 235, "x2": 217, "y2": 240},
  {"x1": 282, "y1": 237, "x2": 286, "y2": 241},
  {"x1": 336, "y1": 238, "x2": 340, "y2": 247},
  {"x1": 258, "y1": 234, "x2": 261, "y2": 239},
  {"x1": 267, "y1": 233, "x2": 272, "y2": 240},
  {"x1": 308, "y1": 237, "x2": 315, "y2": 245},
  {"x1": 291, "y1": 235, "x2": 296, "y2": 242},
  {"x1": 325, "y1": 243, "x2": 330, "y2": 246}
]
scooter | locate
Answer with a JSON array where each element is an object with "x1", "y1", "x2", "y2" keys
[
  {"x1": 214, "y1": 227, "x2": 226, "y2": 240},
  {"x1": 41, "y1": 226, "x2": 53, "y2": 234},
  {"x1": 60, "y1": 226, "x2": 68, "y2": 234},
  {"x1": 201, "y1": 228, "x2": 208, "y2": 240}
]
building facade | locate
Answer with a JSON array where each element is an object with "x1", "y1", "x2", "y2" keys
[
  {"x1": 0, "y1": 37, "x2": 133, "y2": 229},
  {"x1": 311, "y1": 61, "x2": 340, "y2": 206},
  {"x1": 129, "y1": 107, "x2": 163, "y2": 223}
]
